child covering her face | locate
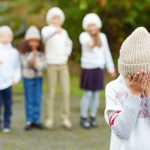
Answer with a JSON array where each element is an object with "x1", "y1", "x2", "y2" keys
[{"x1": 105, "y1": 27, "x2": 150, "y2": 150}]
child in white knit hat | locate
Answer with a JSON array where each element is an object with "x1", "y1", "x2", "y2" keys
[
  {"x1": 41, "y1": 7, "x2": 72, "y2": 130},
  {"x1": 79, "y1": 13, "x2": 116, "y2": 129},
  {"x1": 105, "y1": 27, "x2": 150, "y2": 150},
  {"x1": 0, "y1": 25, "x2": 21, "y2": 133},
  {"x1": 19, "y1": 26, "x2": 46, "y2": 131}
]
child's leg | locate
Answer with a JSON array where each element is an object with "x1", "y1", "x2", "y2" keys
[
  {"x1": 59, "y1": 64, "x2": 70, "y2": 120},
  {"x1": 2, "y1": 87, "x2": 12, "y2": 129},
  {"x1": 23, "y1": 78, "x2": 35, "y2": 123},
  {"x1": 80, "y1": 91, "x2": 93, "y2": 118},
  {"x1": 90, "y1": 91, "x2": 100, "y2": 118},
  {"x1": 47, "y1": 65, "x2": 58, "y2": 121},
  {"x1": 0, "y1": 90, "x2": 3, "y2": 129},
  {"x1": 33, "y1": 77, "x2": 43, "y2": 123}
]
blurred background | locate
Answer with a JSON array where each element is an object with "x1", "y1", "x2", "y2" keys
[{"x1": 0, "y1": 0, "x2": 150, "y2": 150}]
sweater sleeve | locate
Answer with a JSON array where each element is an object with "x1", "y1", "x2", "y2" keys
[
  {"x1": 102, "y1": 34, "x2": 115, "y2": 73},
  {"x1": 35, "y1": 53, "x2": 46, "y2": 71},
  {"x1": 79, "y1": 32, "x2": 91, "y2": 46},
  {"x1": 146, "y1": 97, "x2": 150, "y2": 120},
  {"x1": 13, "y1": 50, "x2": 21, "y2": 83},
  {"x1": 105, "y1": 83, "x2": 141, "y2": 140},
  {"x1": 65, "y1": 31, "x2": 73, "y2": 56},
  {"x1": 41, "y1": 26, "x2": 57, "y2": 42}
]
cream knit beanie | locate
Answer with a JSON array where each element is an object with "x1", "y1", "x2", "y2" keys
[
  {"x1": 46, "y1": 7, "x2": 65, "y2": 25},
  {"x1": 0, "y1": 25, "x2": 13, "y2": 41},
  {"x1": 82, "y1": 13, "x2": 102, "y2": 30},
  {"x1": 118, "y1": 27, "x2": 150, "y2": 76},
  {"x1": 25, "y1": 26, "x2": 41, "y2": 40}
]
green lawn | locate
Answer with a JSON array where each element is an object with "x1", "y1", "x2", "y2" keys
[{"x1": 0, "y1": 74, "x2": 111, "y2": 150}]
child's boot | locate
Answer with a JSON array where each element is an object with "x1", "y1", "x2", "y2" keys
[
  {"x1": 90, "y1": 117, "x2": 98, "y2": 128},
  {"x1": 80, "y1": 117, "x2": 90, "y2": 129}
]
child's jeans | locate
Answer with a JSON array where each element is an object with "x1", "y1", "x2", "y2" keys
[
  {"x1": 0, "y1": 87, "x2": 12, "y2": 128},
  {"x1": 23, "y1": 77, "x2": 43, "y2": 123}
]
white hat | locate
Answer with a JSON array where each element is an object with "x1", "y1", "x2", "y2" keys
[
  {"x1": 0, "y1": 25, "x2": 13, "y2": 41},
  {"x1": 82, "y1": 13, "x2": 102, "y2": 30},
  {"x1": 25, "y1": 26, "x2": 41, "y2": 40},
  {"x1": 46, "y1": 7, "x2": 65, "y2": 25},
  {"x1": 118, "y1": 27, "x2": 150, "y2": 76}
]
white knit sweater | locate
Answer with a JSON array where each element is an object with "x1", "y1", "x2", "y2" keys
[
  {"x1": 79, "y1": 32, "x2": 115, "y2": 72},
  {"x1": 0, "y1": 43, "x2": 21, "y2": 90},
  {"x1": 105, "y1": 75, "x2": 150, "y2": 150},
  {"x1": 41, "y1": 25, "x2": 72, "y2": 65}
]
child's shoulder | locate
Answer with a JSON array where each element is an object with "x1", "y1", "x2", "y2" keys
[{"x1": 106, "y1": 79, "x2": 118, "y2": 91}]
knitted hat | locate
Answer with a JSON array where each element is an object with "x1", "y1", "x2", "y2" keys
[
  {"x1": 25, "y1": 26, "x2": 41, "y2": 40},
  {"x1": 46, "y1": 7, "x2": 65, "y2": 25},
  {"x1": 0, "y1": 25, "x2": 13, "y2": 41},
  {"x1": 82, "y1": 13, "x2": 102, "y2": 30},
  {"x1": 118, "y1": 27, "x2": 150, "y2": 76}
]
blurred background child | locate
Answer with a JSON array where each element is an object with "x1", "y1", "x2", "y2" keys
[
  {"x1": 79, "y1": 13, "x2": 116, "y2": 129},
  {"x1": 0, "y1": 25, "x2": 21, "y2": 133},
  {"x1": 41, "y1": 7, "x2": 73, "y2": 130},
  {"x1": 19, "y1": 26, "x2": 45, "y2": 131}
]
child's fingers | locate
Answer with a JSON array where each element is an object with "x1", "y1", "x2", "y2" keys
[
  {"x1": 132, "y1": 72, "x2": 140, "y2": 82},
  {"x1": 138, "y1": 71, "x2": 144, "y2": 82},
  {"x1": 141, "y1": 73, "x2": 148, "y2": 86}
]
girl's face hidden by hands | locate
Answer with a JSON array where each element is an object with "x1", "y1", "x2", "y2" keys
[
  {"x1": 87, "y1": 24, "x2": 99, "y2": 36},
  {"x1": 51, "y1": 16, "x2": 62, "y2": 27},
  {"x1": 0, "y1": 35, "x2": 12, "y2": 45},
  {"x1": 28, "y1": 39, "x2": 40, "y2": 51}
]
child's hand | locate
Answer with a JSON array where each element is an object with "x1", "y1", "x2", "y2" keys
[
  {"x1": 109, "y1": 72, "x2": 116, "y2": 78},
  {"x1": 0, "y1": 59, "x2": 3, "y2": 64},
  {"x1": 145, "y1": 73, "x2": 150, "y2": 97},
  {"x1": 13, "y1": 81, "x2": 17, "y2": 86},
  {"x1": 28, "y1": 60, "x2": 36, "y2": 68},
  {"x1": 126, "y1": 71, "x2": 148, "y2": 97},
  {"x1": 87, "y1": 40, "x2": 95, "y2": 48},
  {"x1": 56, "y1": 27, "x2": 62, "y2": 34}
]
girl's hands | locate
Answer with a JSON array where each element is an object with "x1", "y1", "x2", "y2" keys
[
  {"x1": 126, "y1": 70, "x2": 148, "y2": 97},
  {"x1": 145, "y1": 73, "x2": 150, "y2": 97}
]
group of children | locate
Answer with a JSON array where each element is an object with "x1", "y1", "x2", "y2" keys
[
  {"x1": 0, "y1": 6, "x2": 150, "y2": 150},
  {"x1": 0, "y1": 7, "x2": 115, "y2": 133}
]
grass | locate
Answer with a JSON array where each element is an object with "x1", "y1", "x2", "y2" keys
[{"x1": 0, "y1": 74, "x2": 111, "y2": 150}]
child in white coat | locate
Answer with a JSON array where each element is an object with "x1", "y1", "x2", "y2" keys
[
  {"x1": 105, "y1": 27, "x2": 150, "y2": 150},
  {"x1": 41, "y1": 7, "x2": 72, "y2": 130},
  {"x1": 79, "y1": 13, "x2": 116, "y2": 129},
  {"x1": 0, "y1": 26, "x2": 21, "y2": 133}
]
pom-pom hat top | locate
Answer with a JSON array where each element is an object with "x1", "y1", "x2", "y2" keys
[
  {"x1": 46, "y1": 7, "x2": 65, "y2": 25},
  {"x1": 0, "y1": 25, "x2": 13, "y2": 41},
  {"x1": 118, "y1": 27, "x2": 150, "y2": 76},
  {"x1": 82, "y1": 13, "x2": 102, "y2": 30},
  {"x1": 25, "y1": 26, "x2": 41, "y2": 40}
]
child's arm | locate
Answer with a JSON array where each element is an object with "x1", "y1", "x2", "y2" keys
[
  {"x1": 108, "y1": 94, "x2": 141, "y2": 140},
  {"x1": 106, "y1": 72, "x2": 147, "y2": 140},
  {"x1": 35, "y1": 53, "x2": 46, "y2": 71},
  {"x1": 79, "y1": 32, "x2": 95, "y2": 48},
  {"x1": 65, "y1": 31, "x2": 73, "y2": 56},
  {"x1": 41, "y1": 26, "x2": 58, "y2": 42},
  {"x1": 13, "y1": 50, "x2": 21, "y2": 84},
  {"x1": 102, "y1": 34, "x2": 115, "y2": 75}
]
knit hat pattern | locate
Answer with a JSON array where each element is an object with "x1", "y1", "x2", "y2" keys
[{"x1": 118, "y1": 27, "x2": 150, "y2": 76}]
